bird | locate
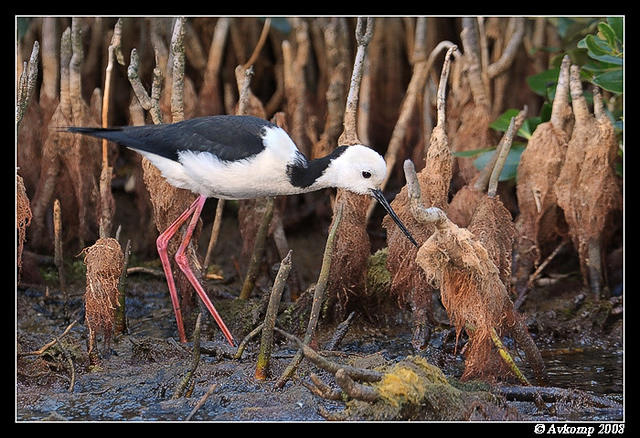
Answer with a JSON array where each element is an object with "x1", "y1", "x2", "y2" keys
[{"x1": 66, "y1": 114, "x2": 417, "y2": 347}]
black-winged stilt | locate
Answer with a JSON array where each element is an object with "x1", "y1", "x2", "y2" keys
[{"x1": 67, "y1": 114, "x2": 417, "y2": 346}]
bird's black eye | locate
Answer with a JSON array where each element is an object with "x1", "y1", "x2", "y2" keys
[{"x1": 362, "y1": 171, "x2": 371, "y2": 179}]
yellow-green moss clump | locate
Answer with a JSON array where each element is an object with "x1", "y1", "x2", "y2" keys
[{"x1": 341, "y1": 356, "x2": 518, "y2": 421}]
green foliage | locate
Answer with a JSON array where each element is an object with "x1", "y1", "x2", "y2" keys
[
  {"x1": 527, "y1": 67, "x2": 562, "y2": 100},
  {"x1": 577, "y1": 18, "x2": 623, "y2": 94},
  {"x1": 457, "y1": 17, "x2": 624, "y2": 182},
  {"x1": 490, "y1": 108, "x2": 543, "y2": 140},
  {"x1": 575, "y1": 17, "x2": 623, "y2": 176}
]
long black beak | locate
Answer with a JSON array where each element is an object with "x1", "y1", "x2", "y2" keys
[{"x1": 371, "y1": 189, "x2": 418, "y2": 247}]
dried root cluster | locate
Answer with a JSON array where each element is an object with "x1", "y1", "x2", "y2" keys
[
  {"x1": 82, "y1": 237, "x2": 124, "y2": 353},
  {"x1": 17, "y1": 175, "x2": 32, "y2": 280}
]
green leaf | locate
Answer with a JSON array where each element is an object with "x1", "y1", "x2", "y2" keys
[
  {"x1": 580, "y1": 34, "x2": 623, "y2": 64},
  {"x1": 606, "y1": 17, "x2": 623, "y2": 42},
  {"x1": 520, "y1": 117, "x2": 542, "y2": 139},
  {"x1": 597, "y1": 22, "x2": 618, "y2": 50},
  {"x1": 527, "y1": 68, "x2": 561, "y2": 98},
  {"x1": 584, "y1": 34, "x2": 612, "y2": 56},
  {"x1": 472, "y1": 144, "x2": 525, "y2": 182},
  {"x1": 581, "y1": 59, "x2": 623, "y2": 73},
  {"x1": 586, "y1": 52, "x2": 623, "y2": 65},
  {"x1": 489, "y1": 109, "x2": 541, "y2": 140},
  {"x1": 539, "y1": 102, "x2": 552, "y2": 123},
  {"x1": 592, "y1": 69, "x2": 623, "y2": 94},
  {"x1": 489, "y1": 109, "x2": 520, "y2": 132}
]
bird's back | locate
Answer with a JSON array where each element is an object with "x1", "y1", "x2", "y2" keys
[
  {"x1": 67, "y1": 115, "x2": 308, "y2": 199},
  {"x1": 67, "y1": 115, "x2": 275, "y2": 162}
]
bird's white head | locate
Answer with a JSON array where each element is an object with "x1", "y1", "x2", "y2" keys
[
  {"x1": 319, "y1": 145, "x2": 418, "y2": 247},
  {"x1": 323, "y1": 145, "x2": 387, "y2": 195}
]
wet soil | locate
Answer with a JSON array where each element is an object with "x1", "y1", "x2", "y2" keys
[
  {"x1": 16, "y1": 277, "x2": 623, "y2": 421},
  {"x1": 16, "y1": 216, "x2": 623, "y2": 422}
]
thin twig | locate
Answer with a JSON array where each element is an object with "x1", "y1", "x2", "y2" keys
[
  {"x1": 490, "y1": 328, "x2": 530, "y2": 386},
  {"x1": 436, "y1": 45, "x2": 458, "y2": 128},
  {"x1": 522, "y1": 240, "x2": 569, "y2": 292},
  {"x1": 473, "y1": 106, "x2": 527, "y2": 193},
  {"x1": 69, "y1": 17, "x2": 84, "y2": 121},
  {"x1": 98, "y1": 21, "x2": 122, "y2": 239},
  {"x1": 185, "y1": 383, "x2": 218, "y2": 421},
  {"x1": 255, "y1": 250, "x2": 293, "y2": 380},
  {"x1": 149, "y1": 51, "x2": 164, "y2": 124},
  {"x1": 233, "y1": 322, "x2": 264, "y2": 359},
  {"x1": 59, "y1": 27, "x2": 72, "y2": 116},
  {"x1": 494, "y1": 384, "x2": 622, "y2": 409},
  {"x1": 302, "y1": 374, "x2": 343, "y2": 400},
  {"x1": 239, "y1": 197, "x2": 275, "y2": 300},
  {"x1": 19, "y1": 320, "x2": 78, "y2": 357},
  {"x1": 487, "y1": 17, "x2": 525, "y2": 79},
  {"x1": 275, "y1": 327, "x2": 383, "y2": 383},
  {"x1": 40, "y1": 18, "x2": 57, "y2": 102},
  {"x1": 487, "y1": 116, "x2": 516, "y2": 198},
  {"x1": 338, "y1": 17, "x2": 374, "y2": 145},
  {"x1": 244, "y1": 18, "x2": 271, "y2": 68},
  {"x1": 127, "y1": 48, "x2": 152, "y2": 110},
  {"x1": 173, "y1": 312, "x2": 203, "y2": 399},
  {"x1": 101, "y1": 19, "x2": 122, "y2": 164},
  {"x1": 16, "y1": 40, "x2": 39, "y2": 125},
  {"x1": 477, "y1": 17, "x2": 490, "y2": 100},
  {"x1": 126, "y1": 266, "x2": 165, "y2": 277},
  {"x1": 115, "y1": 239, "x2": 131, "y2": 336},
  {"x1": 403, "y1": 160, "x2": 449, "y2": 228},
  {"x1": 236, "y1": 64, "x2": 254, "y2": 116},
  {"x1": 323, "y1": 311, "x2": 355, "y2": 351},
  {"x1": 198, "y1": 17, "x2": 230, "y2": 116},
  {"x1": 53, "y1": 199, "x2": 65, "y2": 294},
  {"x1": 202, "y1": 199, "x2": 225, "y2": 276},
  {"x1": 304, "y1": 204, "x2": 342, "y2": 343},
  {"x1": 56, "y1": 340, "x2": 76, "y2": 392},
  {"x1": 282, "y1": 19, "x2": 311, "y2": 152},
  {"x1": 170, "y1": 17, "x2": 186, "y2": 123},
  {"x1": 368, "y1": 42, "x2": 456, "y2": 220},
  {"x1": 128, "y1": 47, "x2": 163, "y2": 124},
  {"x1": 275, "y1": 204, "x2": 343, "y2": 388},
  {"x1": 461, "y1": 17, "x2": 490, "y2": 107}
]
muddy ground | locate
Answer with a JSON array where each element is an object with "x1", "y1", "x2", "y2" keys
[{"x1": 16, "y1": 209, "x2": 623, "y2": 422}]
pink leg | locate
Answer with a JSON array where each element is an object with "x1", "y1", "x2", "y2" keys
[
  {"x1": 156, "y1": 196, "x2": 203, "y2": 343},
  {"x1": 174, "y1": 196, "x2": 236, "y2": 346}
]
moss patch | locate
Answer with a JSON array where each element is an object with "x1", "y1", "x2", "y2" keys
[{"x1": 340, "y1": 356, "x2": 519, "y2": 421}]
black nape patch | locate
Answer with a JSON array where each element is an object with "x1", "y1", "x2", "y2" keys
[{"x1": 287, "y1": 146, "x2": 348, "y2": 188}]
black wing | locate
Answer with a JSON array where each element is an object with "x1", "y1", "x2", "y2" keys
[{"x1": 67, "y1": 115, "x2": 274, "y2": 162}]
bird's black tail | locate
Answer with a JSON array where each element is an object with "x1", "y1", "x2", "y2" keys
[
  {"x1": 63, "y1": 126, "x2": 157, "y2": 156},
  {"x1": 62, "y1": 126, "x2": 124, "y2": 136}
]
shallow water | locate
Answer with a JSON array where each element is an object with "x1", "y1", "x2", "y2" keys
[{"x1": 543, "y1": 347, "x2": 623, "y2": 395}]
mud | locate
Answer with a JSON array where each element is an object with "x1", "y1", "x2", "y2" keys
[{"x1": 16, "y1": 238, "x2": 622, "y2": 421}]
